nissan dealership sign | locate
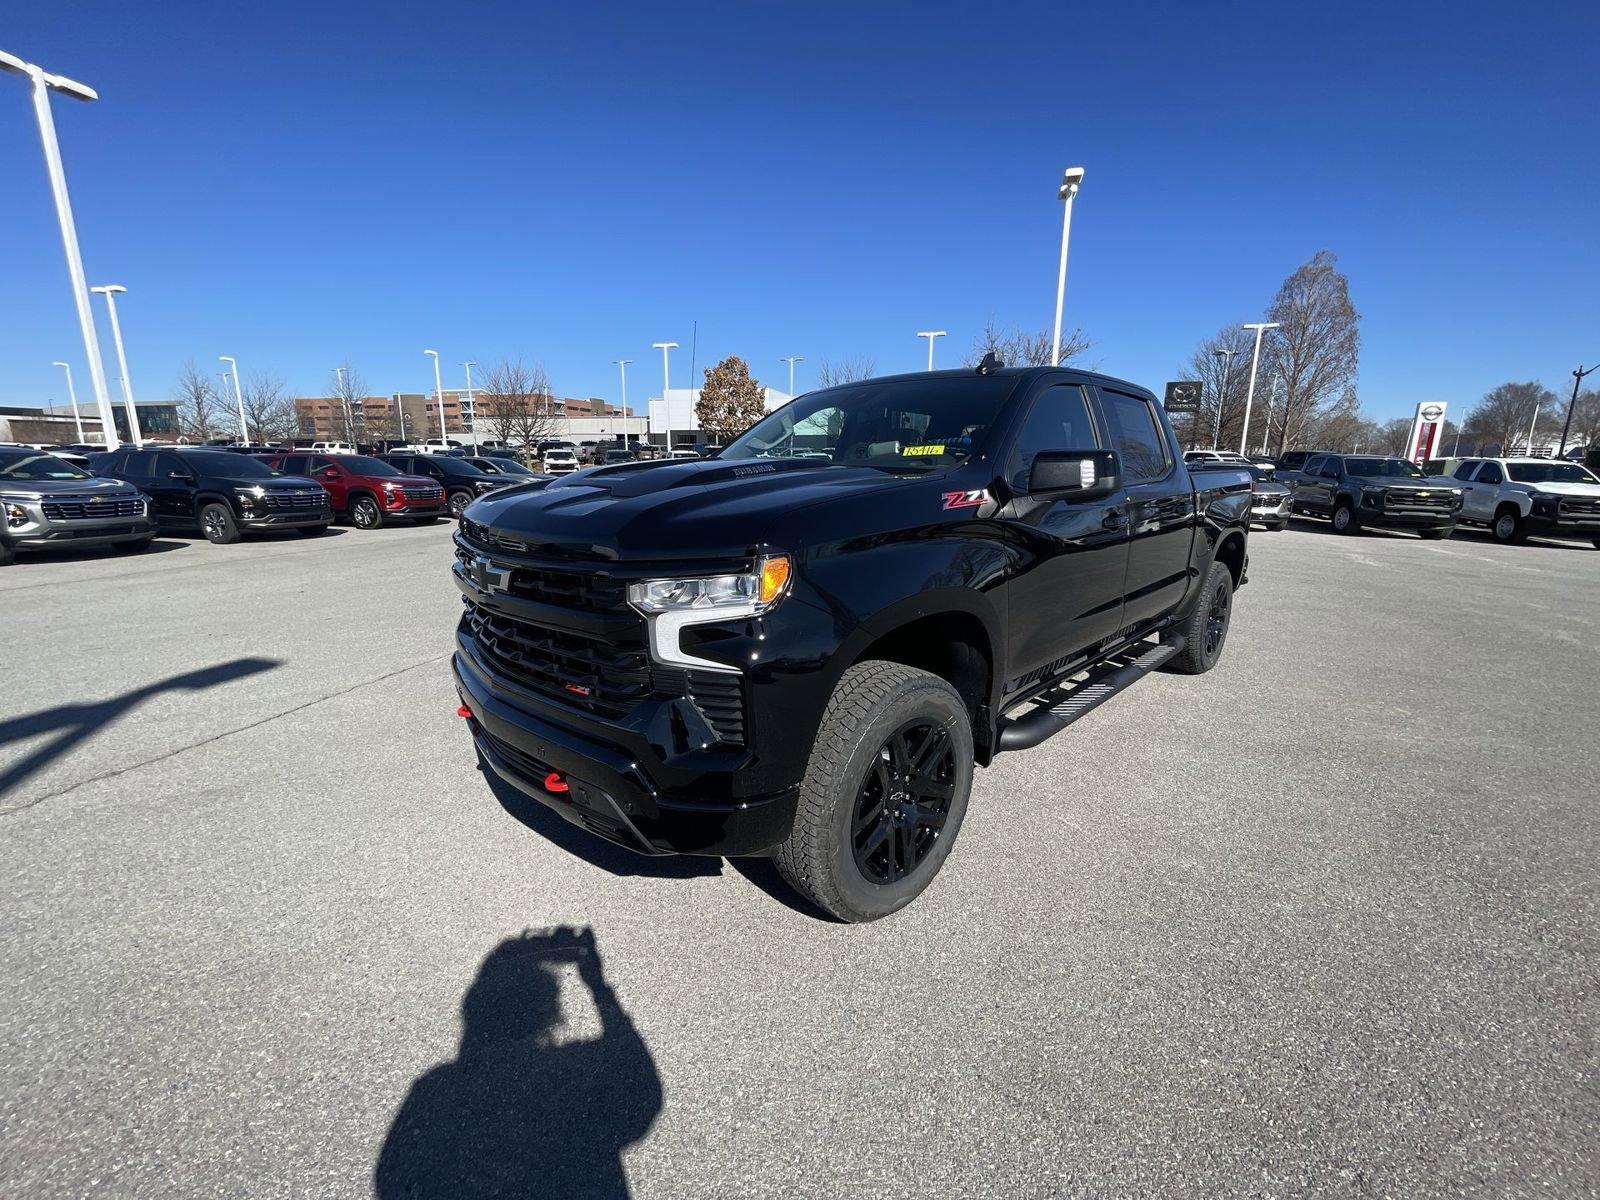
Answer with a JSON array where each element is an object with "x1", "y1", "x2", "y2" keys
[{"x1": 1405, "y1": 401, "x2": 1449, "y2": 463}]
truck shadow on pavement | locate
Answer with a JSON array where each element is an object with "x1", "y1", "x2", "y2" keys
[
  {"x1": 374, "y1": 927, "x2": 661, "y2": 1200},
  {"x1": 0, "y1": 657, "x2": 280, "y2": 799},
  {"x1": 479, "y1": 753, "x2": 722, "y2": 879}
]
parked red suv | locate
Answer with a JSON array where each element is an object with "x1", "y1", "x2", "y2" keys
[{"x1": 268, "y1": 452, "x2": 448, "y2": 528}]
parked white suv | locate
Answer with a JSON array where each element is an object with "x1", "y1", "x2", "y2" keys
[
  {"x1": 310, "y1": 441, "x2": 356, "y2": 454},
  {"x1": 541, "y1": 446, "x2": 579, "y2": 474},
  {"x1": 1449, "y1": 457, "x2": 1600, "y2": 546}
]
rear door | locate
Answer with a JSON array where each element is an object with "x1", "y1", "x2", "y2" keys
[
  {"x1": 996, "y1": 380, "x2": 1130, "y2": 684},
  {"x1": 1093, "y1": 387, "x2": 1195, "y2": 631}
]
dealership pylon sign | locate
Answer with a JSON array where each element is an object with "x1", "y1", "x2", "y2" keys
[{"x1": 1404, "y1": 401, "x2": 1448, "y2": 463}]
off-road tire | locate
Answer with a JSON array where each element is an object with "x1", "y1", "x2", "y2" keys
[
  {"x1": 1165, "y1": 558, "x2": 1234, "y2": 676},
  {"x1": 350, "y1": 495, "x2": 384, "y2": 529},
  {"x1": 199, "y1": 502, "x2": 241, "y2": 545},
  {"x1": 774, "y1": 661, "x2": 973, "y2": 923},
  {"x1": 1331, "y1": 501, "x2": 1359, "y2": 534}
]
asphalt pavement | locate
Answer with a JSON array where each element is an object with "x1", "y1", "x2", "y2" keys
[{"x1": 1, "y1": 518, "x2": 1595, "y2": 1198}]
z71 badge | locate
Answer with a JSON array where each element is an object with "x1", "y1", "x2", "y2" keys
[{"x1": 941, "y1": 489, "x2": 988, "y2": 511}]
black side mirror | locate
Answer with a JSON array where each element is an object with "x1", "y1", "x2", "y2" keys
[{"x1": 1028, "y1": 449, "x2": 1121, "y2": 501}]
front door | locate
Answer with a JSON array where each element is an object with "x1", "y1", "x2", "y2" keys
[
  {"x1": 1462, "y1": 460, "x2": 1502, "y2": 521},
  {"x1": 995, "y1": 381, "x2": 1131, "y2": 688}
]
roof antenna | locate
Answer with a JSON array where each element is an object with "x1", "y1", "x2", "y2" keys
[{"x1": 976, "y1": 351, "x2": 1004, "y2": 376}]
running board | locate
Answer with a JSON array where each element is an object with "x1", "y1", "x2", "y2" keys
[{"x1": 995, "y1": 637, "x2": 1184, "y2": 753}]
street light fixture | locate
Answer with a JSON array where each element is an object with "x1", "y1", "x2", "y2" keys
[
  {"x1": 1051, "y1": 166, "x2": 1085, "y2": 367},
  {"x1": 1237, "y1": 321, "x2": 1281, "y2": 455},
  {"x1": 916, "y1": 331, "x2": 947, "y2": 371},
  {"x1": 1, "y1": 48, "x2": 121, "y2": 449},
  {"x1": 613, "y1": 360, "x2": 632, "y2": 446},
  {"x1": 90, "y1": 284, "x2": 143, "y2": 447},
  {"x1": 780, "y1": 356, "x2": 803, "y2": 398},
  {"x1": 51, "y1": 360, "x2": 84, "y2": 443},
  {"x1": 462, "y1": 360, "x2": 478, "y2": 449},
  {"x1": 652, "y1": 342, "x2": 678, "y2": 451},
  {"x1": 1211, "y1": 348, "x2": 1237, "y2": 449},
  {"x1": 218, "y1": 356, "x2": 247, "y2": 443},
  {"x1": 1558, "y1": 363, "x2": 1598, "y2": 458},
  {"x1": 424, "y1": 349, "x2": 447, "y2": 444}
]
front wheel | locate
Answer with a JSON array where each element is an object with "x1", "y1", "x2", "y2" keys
[
  {"x1": 1492, "y1": 508, "x2": 1525, "y2": 544},
  {"x1": 199, "y1": 502, "x2": 241, "y2": 545},
  {"x1": 350, "y1": 495, "x2": 384, "y2": 529},
  {"x1": 1331, "y1": 502, "x2": 1359, "y2": 534},
  {"x1": 775, "y1": 662, "x2": 973, "y2": 923}
]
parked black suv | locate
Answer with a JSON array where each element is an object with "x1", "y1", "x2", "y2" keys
[
  {"x1": 452, "y1": 365, "x2": 1253, "y2": 921},
  {"x1": 382, "y1": 453, "x2": 510, "y2": 517},
  {"x1": 93, "y1": 447, "x2": 331, "y2": 543},
  {"x1": 1289, "y1": 453, "x2": 1462, "y2": 537}
]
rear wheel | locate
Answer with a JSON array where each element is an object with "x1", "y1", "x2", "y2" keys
[
  {"x1": 199, "y1": 502, "x2": 241, "y2": 545},
  {"x1": 1331, "y1": 501, "x2": 1359, "y2": 534},
  {"x1": 775, "y1": 662, "x2": 972, "y2": 923},
  {"x1": 1492, "y1": 507, "x2": 1526, "y2": 544},
  {"x1": 1166, "y1": 558, "x2": 1234, "y2": 675},
  {"x1": 447, "y1": 489, "x2": 473, "y2": 518},
  {"x1": 350, "y1": 494, "x2": 384, "y2": 529}
]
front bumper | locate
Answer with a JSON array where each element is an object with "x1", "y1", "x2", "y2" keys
[
  {"x1": 1526, "y1": 506, "x2": 1600, "y2": 535},
  {"x1": 386, "y1": 500, "x2": 450, "y2": 519},
  {"x1": 237, "y1": 507, "x2": 331, "y2": 529},
  {"x1": 455, "y1": 650, "x2": 798, "y2": 857},
  {"x1": 1249, "y1": 497, "x2": 1291, "y2": 525}
]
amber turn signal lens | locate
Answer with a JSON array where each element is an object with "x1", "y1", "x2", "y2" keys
[{"x1": 758, "y1": 555, "x2": 792, "y2": 604}]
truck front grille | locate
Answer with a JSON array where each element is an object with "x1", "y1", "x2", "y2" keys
[
  {"x1": 42, "y1": 496, "x2": 143, "y2": 520},
  {"x1": 1560, "y1": 497, "x2": 1600, "y2": 515},
  {"x1": 261, "y1": 491, "x2": 325, "y2": 510},
  {"x1": 401, "y1": 485, "x2": 444, "y2": 501},
  {"x1": 1386, "y1": 488, "x2": 1453, "y2": 509}
]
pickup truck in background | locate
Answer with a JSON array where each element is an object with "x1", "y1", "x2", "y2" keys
[
  {"x1": 451, "y1": 363, "x2": 1251, "y2": 921},
  {"x1": 1446, "y1": 457, "x2": 1600, "y2": 546},
  {"x1": 1288, "y1": 453, "x2": 1461, "y2": 537}
]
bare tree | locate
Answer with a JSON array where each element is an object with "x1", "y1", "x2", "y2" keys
[
  {"x1": 175, "y1": 360, "x2": 222, "y2": 442},
  {"x1": 1464, "y1": 382, "x2": 1558, "y2": 455},
  {"x1": 695, "y1": 356, "x2": 768, "y2": 443},
  {"x1": 1177, "y1": 325, "x2": 1261, "y2": 451},
  {"x1": 476, "y1": 358, "x2": 561, "y2": 449},
  {"x1": 1565, "y1": 389, "x2": 1600, "y2": 451},
  {"x1": 965, "y1": 319, "x2": 1091, "y2": 369},
  {"x1": 816, "y1": 355, "x2": 877, "y2": 387},
  {"x1": 327, "y1": 362, "x2": 367, "y2": 444},
  {"x1": 240, "y1": 371, "x2": 296, "y2": 444},
  {"x1": 1268, "y1": 251, "x2": 1362, "y2": 456}
]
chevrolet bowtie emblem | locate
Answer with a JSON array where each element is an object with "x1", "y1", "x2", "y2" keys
[{"x1": 468, "y1": 554, "x2": 511, "y2": 595}]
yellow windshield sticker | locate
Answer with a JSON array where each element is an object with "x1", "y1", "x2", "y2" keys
[{"x1": 903, "y1": 444, "x2": 945, "y2": 457}]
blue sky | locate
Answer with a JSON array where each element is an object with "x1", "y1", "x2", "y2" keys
[{"x1": 3, "y1": 1, "x2": 1597, "y2": 420}]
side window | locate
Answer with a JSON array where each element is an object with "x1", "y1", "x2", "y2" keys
[
  {"x1": 1476, "y1": 462, "x2": 1503, "y2": 485},
  {"x1": 1302, "y1": 456, "x2": 1325, "y2": 476},
  {"x1": 1322, "y1": 459, "x2": 1343, "y2": 478},
  {"x1": 1453, "y1": 460, "x2": 1479, "y2": 480},
  {"x1": 122, "y1": 451, "x2": 157, "y2": 479},
  {"x1": 1007, "y1": 385, "x2": 1097, "y2": 492},
  {"x1": 282, "y1": 455, "x2": 308, "y2": 474},
  {"x1": 155, "y1": 452, "x2": 186, "y2": 478},
  {"x1": 1097, "y1": 390, "x2": 1170, "y2": 484}
]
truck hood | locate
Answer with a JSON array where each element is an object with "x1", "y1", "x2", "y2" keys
[
  {"x1": 465, "y1": 456, "x2": 899, "y2": 560},
  {"x1": 1511, "y1": 480, "x2": 1600, "y2": 497},
  {"x1": 0, "y1": 474, "x2": 142, "y2": 500}
]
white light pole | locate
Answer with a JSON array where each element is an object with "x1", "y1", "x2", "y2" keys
[
  {"x1": 1211, "y1": 348, "x2": 1237, "y2": 449},
  {"x1": 218, "y1": 356, "x2": 247, "y2": 443},
  {"x1": 781, "y1": 355, "x2": 803, "y2": 397},
  {"x1": 1051, "y1": 166, "x2": 1086, "y2": 366},
  {"x1": 1259, "y1": 375, "x2": 1282, "y2": 456},
  {"x1": 52, "y1": 360, "x2": 84, "y2": 443},
  {"x1": 424, "y1": 349, "x2": 447, "y2": 443},
  {"x1": 916, "y1": 331, "x2": 947, "y2": 371},
  {"x1": 333, "y1": 365, "x2": 354, "y2": 443},
  {"x1": 652, "y1": 341, "x2": 678, "y2": 451},
  {"x1": 462, "y1": 360, "x2": 477, "y2": 449},
  {"x1": 1237, "y1": 321, "x2": 1281, "y2": 455},
  {"x1": 90, "y1": 284, "x2": 142, "y2": 447},
  {"x1": 614, "y1": 359, "x2": 631, "y2": 447},
  {"x1": 1, "y1": 49, "x2": 121, "y2": 450}
]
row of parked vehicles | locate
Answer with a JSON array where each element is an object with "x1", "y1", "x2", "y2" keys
[{"x1": 1182, "y1": 447, "x2": 1600, "y2": 547}]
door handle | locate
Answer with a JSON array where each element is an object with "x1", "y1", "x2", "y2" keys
[{"x1": 1102, "y1": 508, "x2": 1128, "y2": 530}]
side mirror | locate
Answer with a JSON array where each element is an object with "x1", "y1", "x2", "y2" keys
[{"x1": 1028, "y1": 449, "x2": 1121, "y2": 502}]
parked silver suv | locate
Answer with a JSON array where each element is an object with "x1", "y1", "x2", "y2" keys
[
  {"x1": 0, "y1": 446, "x2": 156, "y2": 565},
  {"x1": 1449, "y1": 457, "x2": 1600, "y2": 546}
]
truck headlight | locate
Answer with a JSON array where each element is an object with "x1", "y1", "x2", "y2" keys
[
  {"x1": 4, "y1": 502, "x2": 28, "y2": 528},
  {"x1": 629, "y1": 555, "x2": 792, "y2": 672}
]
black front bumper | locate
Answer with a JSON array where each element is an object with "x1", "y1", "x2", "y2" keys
[
  {"x1": 454, "y1": 651, "x2": 798, "y2": 857},
  {"x1": 1526, "y1": 513, "x2": 1600, "y2": 536},
  {"x1": 239, "y1": 509, "x2": 330, "y2": 529},
  {"x1": 1367, "y1": 512, "x2": 1457, "y2": 530}
]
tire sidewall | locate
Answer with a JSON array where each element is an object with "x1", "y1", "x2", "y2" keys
[{"x1": 820, "y1": 680, "x2": 973, "y2": 921}]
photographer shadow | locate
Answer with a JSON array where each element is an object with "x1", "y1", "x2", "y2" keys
[{"x1": 375, "y1": 927, "x2": 661, "y2": 1200}]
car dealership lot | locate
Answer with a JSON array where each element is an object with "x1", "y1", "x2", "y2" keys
[{"x1": 1, "y1": 523, "x2": 1595, "y2": 1197}]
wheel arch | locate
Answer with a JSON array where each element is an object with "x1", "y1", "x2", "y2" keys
[{"x1": 1213, "y1": 529, "x2": 1247, "y2": 586}]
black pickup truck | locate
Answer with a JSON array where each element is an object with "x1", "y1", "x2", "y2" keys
[{"x1": 452, "y1": 364, "x2": 1252, "y2": 921}]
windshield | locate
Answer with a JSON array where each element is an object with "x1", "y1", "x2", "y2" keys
[
  {"x1": 1506, "y1": 461, "x2": 1598, "y2": 484},
  {"x1": 337, "y1": 455, "x2": 400, "y2": 476},
  {"x1": 721, "y1": 376, "x2": 1017, "y2": 473},
  {"x1": 485, "y1": 458, "x2": 536, "y2": 475},
  {"x1": 1344, "y1": 457, "x2": 1425, "y2": 479},
  {"x1": 184, "y1": 451, "x2": 281, "y2": 477},
  {"x1": 0, "y1": 450, "x2": 92, "y2": 481}
]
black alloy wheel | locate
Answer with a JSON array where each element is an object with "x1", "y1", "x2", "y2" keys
[
  {"x1": 448, "y1": 489, "x2": 472, "y2": 518},
  {"x1": 1203, "y1": 576, "x2": 1231, "y2": 660},
  {"x1": 851, "y1": 720, "x2": 957, "y2": 885}
]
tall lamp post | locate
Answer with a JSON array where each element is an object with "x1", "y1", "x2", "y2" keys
[
  {"x1": 1051, "y1": 166, "x2": 1085, "y2": 366},
  {"x1": 780, "y1": 355, "x2": 803, "y2": 397},
  {"x1": 51, "y1": 360, "x2": 84, "y2": 443},
  {"x1": 1237, "y1": 321, "x2": 1281, "y2": 455},
  {"x1": 1, "y1": 48, "x2": 121, "y2": 450},
  {"x1": 423, "y1": 349, "x2": 447, "y2": 444},
  {"x1": 218, "y1": 356, "x2": 247, "y2": 443},
  {"x1": 652, "y1": 341, "x2": 678, "y2": 451},
  {"x1": 334, "y1": 365, "x2": 354, "y2": 443},
  {"x1": 1259, "y1": 375, "x2": 1281, "y2": 456},
  {"x1": 90, "y1": 284, "x2": 143, "y2": 447},
  {"x1": 1211, "y1": 348, "x2": 1237, "y2": 449},
  {"x1": 462, "y1": 360, "x2": 477, "y2": 449},
  {"x1": 916, "y1": 331, "x2": 947, "y2": 371},
  {"x1": 1558, "y1": 363, "x2": 1598, "y2": 458},
  {"x1": 613, "y1": 359, "x2": 631, "y2": 447}
]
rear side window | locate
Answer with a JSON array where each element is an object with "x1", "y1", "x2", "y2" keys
[
  {"x1": 121, "y1": 451, "x2": 157, "y2": 479},
  {"x1": 1476, "y1": 462, "x2": 1504, "y2": 485},
  {"x1": 1007, "y1": 385, "x2": 1098, "y2": 492},
  {"x1": 1097, "y1": 390, "x2": 1170, "y2": 484},
  {"x1": 282, "y1": 455, "x2": 309, "y2": 474}
]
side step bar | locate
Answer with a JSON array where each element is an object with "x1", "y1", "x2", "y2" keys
[{"x1": 995, "y1": 637, "x2": 1184, "y2": 753}]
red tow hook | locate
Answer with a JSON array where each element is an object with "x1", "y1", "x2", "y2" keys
[
  {"x1": 543, "y1": 772, "x2": 570, "y2": 795},
  {"x1": 455, "y1": 704, "x2": 472, "y2": 719}
]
